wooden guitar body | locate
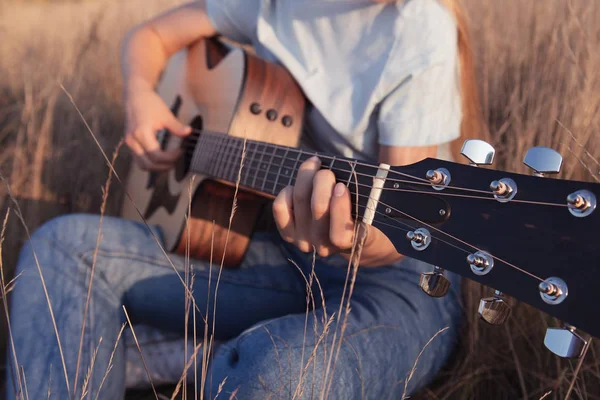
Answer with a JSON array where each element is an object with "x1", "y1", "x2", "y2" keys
[{"x1": 121, "y1": 38, "x2": 305, "y2": 267}]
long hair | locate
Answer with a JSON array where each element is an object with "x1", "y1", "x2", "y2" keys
[
  {"x1": 438, "y1": 0, "x2": 487, "y2": 161},
  {"x1": 377, "y1": 0, "x2": 486, "y2": 161}
]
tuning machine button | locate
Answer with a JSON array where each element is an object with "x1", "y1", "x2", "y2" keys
[
  {"x1": 406, "y1": 228, "x2": 431, "y2": 251},
  {"x1": 539, "y1": 277, "x2": 568, "y2": 305},
  {"x1": 523, "y1": 146, "x2": 562, "y2": 177},
  {"x1": 426, "y1": 168, "x2": 451, "y2": 190},
  {"x1": 567, "y1": 190, "x2": 596, "y2": 217},
  {"x1": 419, "y1": 266, "x2": 450, "y2": 297},
  {"x1": 460, "y1": 139, "x2": 495, "y2": 166},
  {"x1": 490, "y1": 178, "x2": 518, "y2": 202},
  {"x1": 544, "y1": 325, "x2": 589, "y2": 358},
  {"x1": 478, "y1": 290, "x2": 512, "y2": 325},
  {"x1": 467, "y1": 251, "x2": 494, "y2": 276}
]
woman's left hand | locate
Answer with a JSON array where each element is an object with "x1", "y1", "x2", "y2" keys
[{"x1": 272, "y1": 156, "x2": 402, "y2": 265}]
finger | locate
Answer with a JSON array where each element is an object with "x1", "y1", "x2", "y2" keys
[
  {"x1": 273, "y1": 186, "x2": 295, "y2": 243},
  {"x1": 310, "y1": 169, "x2": 336, "y2": 257},
  {"x1": 165, "y1": 115, "x2": 192, "y2": 137},
  {"x1": 126, "y1": 135, "x2": 173, "y2": 172},
  {"x1": 329, "y1": 183, "x2": 355, "y2": 251},
  {"x1": 136, "y1": 128, "x2": 181, "y2": 165},
  {"x1": 147, "y1": 148, "x2": 181, "y2": 165},
  {"x1": 293, "y1": 156, "x2": 321, "y2": 253}
]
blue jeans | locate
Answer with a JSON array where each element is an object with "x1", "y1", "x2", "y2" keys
[{"x1": 6, "y1": 213, "x2": 462, "y2": 399}]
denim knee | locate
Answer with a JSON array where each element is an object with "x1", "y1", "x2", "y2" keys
[
  {"x1": 207, "y1": 317, "x2": 361, "y2": 399},
  {"x1": 27, "y1": 213, "x2": 100, "y2": 250}
]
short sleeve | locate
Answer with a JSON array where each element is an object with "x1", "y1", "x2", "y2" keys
[
  {"x1": 205, "y1": 0, "x2": 261, "y2": 44},
  {"x1": 377, "y1": 59, "x2": 462, "y2": 148}
]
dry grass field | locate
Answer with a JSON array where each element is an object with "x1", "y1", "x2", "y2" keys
[{"x1": 1, "y1": 0, "x2": 600, "y2": 399}]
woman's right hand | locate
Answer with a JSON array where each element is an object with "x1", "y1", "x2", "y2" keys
[{"x1": 124, "y1": 85, "x2": 192, "y2": 172}]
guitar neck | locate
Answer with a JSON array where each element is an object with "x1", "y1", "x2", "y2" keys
[{"x1": 189, "y1": 130, "x2": 375, "y2": 213}]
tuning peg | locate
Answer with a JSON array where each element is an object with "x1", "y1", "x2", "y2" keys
[
  {"x1": 406, "y1": 228, "x2": 431, "y2": 251},
  {"x1": 460, "y1": 139, "x2": 495, "y2": 166},
  {"x1": 478, "y1": 290, "x2": 512, "y2": 325},
  {"x1": 419, "y1": 266, "x2": 451, "y2": 297},
  {"x1": 523, "y1": 146, "x2": 563, "y2": 177},
  {"x1": 544, "y1": 325, "x2": 589, "y2": 358}
]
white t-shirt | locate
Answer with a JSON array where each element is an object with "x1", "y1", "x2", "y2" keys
[{"x1": 206, "y1": 0, "x2": 461, "y2": 162}]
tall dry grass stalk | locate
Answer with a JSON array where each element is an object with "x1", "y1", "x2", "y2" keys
[{"x1": 0, "y1": 0, "x2": 600, "y2": 399}]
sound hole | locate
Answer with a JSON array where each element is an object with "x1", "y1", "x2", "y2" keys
[{"x1": 175, "y1": 115, "x2": 203, "y2": 181}]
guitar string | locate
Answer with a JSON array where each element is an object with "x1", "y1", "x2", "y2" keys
[
  {"x1": 187, "y1": 129, "x2": 430, "y2": 183},
  {"x1": 184, "y1": 141, "x2": 495, "y2": 196},
  {"x1": 188, "y1": 135, "x2": 570, "y2": 209},
  {"x1": 188, "y1": 133, "x2": 568, "y2": 203},
  {"x1": 184, "y1": 132, "x2": 571, "y2": 207},
  {"x1": 346, "y1": 202, "x2": 473, "y2": 256},
  {"x1": 191, "y1": 131, "x2": 488, "y2": 264},
  {"x1": 189, "y1": 142, "x2": 547, "y2": 282}
]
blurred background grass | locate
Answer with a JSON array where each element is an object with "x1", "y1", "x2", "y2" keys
[{"x1": 0, "y1": 0, "x2": 599, "y2": 398}]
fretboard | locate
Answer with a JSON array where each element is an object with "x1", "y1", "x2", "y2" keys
[{"x1": 190, "y1": 131, "x2": 377, "y2": 217}]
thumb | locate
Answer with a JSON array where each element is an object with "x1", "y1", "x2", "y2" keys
[{"x1": 165, "y1": 115, "x2": 192, "y2": 137}]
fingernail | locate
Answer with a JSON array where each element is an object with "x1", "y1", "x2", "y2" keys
[
  {"x1": 334, "y1": 183, "x2": 346, "y2": 197},
  {"x1": 308, "y1": 155, "x2": 320, "y2": 163}
]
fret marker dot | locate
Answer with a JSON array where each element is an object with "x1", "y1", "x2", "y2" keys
[
  {"x1": 262, "y1": 164, "x2": 267, "y2": 169},
  {"x1": 385, "y1": 208, "x2": 392, "y2": 214},
  {"x1": 393, "y1": 183, "x2": 400, "y2": 189},
  {"x1": 284, "y1": 169, "x2": 289, "y2": 175}
]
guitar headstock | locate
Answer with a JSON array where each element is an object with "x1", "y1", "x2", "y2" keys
[{"x1": 375, "y1": 140, "x2": 598, "y2": 359}]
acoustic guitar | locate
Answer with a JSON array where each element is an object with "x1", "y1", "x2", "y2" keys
[{"x1": 121, "y1": 38, "x2": 600, "y2": 359}]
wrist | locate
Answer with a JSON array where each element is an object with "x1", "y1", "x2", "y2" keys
[
  {"x1": 339, "y1": 225, "x2": 402, "y2": 267},
  {"x1": 124, "y1": 76, "x2": 153, "y2": 100}
]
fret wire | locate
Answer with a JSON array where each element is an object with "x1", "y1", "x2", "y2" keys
[
  {"x1": 226, "y1": 135, "x2": 239, "y2": 181},
  {"x1": 251, "y1": 143, "x2": 267, "y2": 189},
  {"x1": 212, "y1": 135, "x2": 227, "y2": 177},
  {"x1": 273, "y1": 147, "x2": 289, "y2": 195},
  {"x1": 289, "y1": 149, "x2": 303, "y2": 187},
  {"x1": 233, "y1": 137, "x2": 245, "y2": 182},
  {"x1": 246, "y1": 141, "x2": 260, "y2": 187},
  {"x1": 199, "y1": 133, "x2": 213, "y2": 172},
  {"x1": 234, "y1": 138, "x2": 245, "y2": 182},
  {"x1": 217, "y1": 135, "x2": 229, "y2": 180},
  {"x1": 204, "y1": 136, "x2": 214, "y2": 176},
  {"x1": 189, "y1": 135, "x2": 201, "y2": 172},
  {"x1": 261, "y1": 144, "x2": 277, "y2": 193},
  {"x1": 346, "y1": 161, "x2": 357, "y2": 187},
  {"x1": 224, "y1": 135, "x2": 239, "y2": 182},
  {"x1": 211, "y1": 134, "x2": 224, "y2": 177},
  {"x1": 221, "y1": 135, "x2": 233, "y2": 180},
  {"x1": 328, "y1": 156, "x2": 336, "y2": 170},
  {"x1": 240, "y1": 141, "x2": 253, "y2": 187},
  {"x1": 189, "y1": 133, "x2": 204, "y2": 172},
  {"x1": 236, "y1": 138, "x2": 247, "y2": 181}
]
